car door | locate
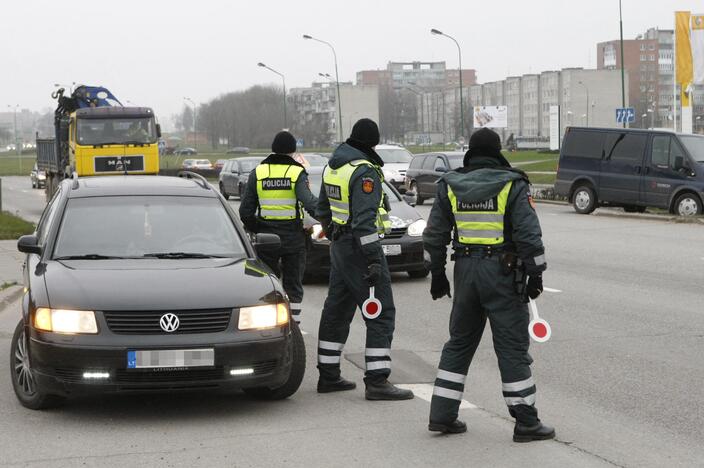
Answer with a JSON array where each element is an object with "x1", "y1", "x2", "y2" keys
[
  {"x1": 420, "y1": 155, "x2": 437, "y2": 196},
  {"x1": 641, "y1": 135, "x2": 692, "y2": 208},
  {"x1": 599, "y1": 132, "x2": 648, "y2": 205},
  {"x1": 430, "y1": 156, "x2": 449, "y2": 194}
]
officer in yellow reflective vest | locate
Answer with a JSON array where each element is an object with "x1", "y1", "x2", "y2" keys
[
  {"x1": 424, "y1": 128, "x2": 554, "y2": 442},
  {"x1": 315, "y1": 118, "x2": 413, "y2": 401},
  {"x1": 239, "y1": 131, "x2": 317, "y2": 324}
]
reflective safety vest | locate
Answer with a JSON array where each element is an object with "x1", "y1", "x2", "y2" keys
[
  {"x1": 447, "y1": 181, "x2": 513, "y2": 245},
  {"x1": 322, "y1": 159, "x2": 391, "y2": 235},
  {"x1": 255, "y1": 163, "x2": 304, "y2": 220}
]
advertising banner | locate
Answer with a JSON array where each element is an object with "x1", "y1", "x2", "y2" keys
[{"x1": 473, "y1": 106, "x2": 508, "y2": 129}]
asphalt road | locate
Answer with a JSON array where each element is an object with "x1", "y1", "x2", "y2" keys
[
  {"x1": 0, "y1": 179, "x2": 703, "y2": 467},
  {"x1": 0, "y1": 176, "x2": 45, "y2": 224}
]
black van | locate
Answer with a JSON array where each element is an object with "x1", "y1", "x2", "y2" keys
[{"x1": 555, "y1": 127, "x2": 704, "y2": 216}]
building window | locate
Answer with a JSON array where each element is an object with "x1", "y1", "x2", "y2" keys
[
  {"x1": 640, "y1": 44, "x2": 646, "y2": 51},
  {"x1": 640, "y1": 54, "x2": 647, "y2": 61}
]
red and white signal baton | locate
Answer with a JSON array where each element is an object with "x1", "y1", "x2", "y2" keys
[
  {"x1": 362, "y1": 287, "x2": 382, "y2": 320},
  {"x1": 528, "y1": 299, "x2": 551, "y2": 343}
]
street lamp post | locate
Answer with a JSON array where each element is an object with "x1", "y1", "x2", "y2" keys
[
  {"x1": 619, "y1": 0, "x2": 626, "y2": 128},
  {"x1": 258, "y1": 62, "x2": 287, "y2": 129},
  {"x1": 183, "y1": 97, "x2": 196, "y2": 149},
  {"x1": 303, "y1": 34, "x2": 343, "y2": 143},
  {"x1": 8, "y1": 105, "x2": 21, "y2": 172},
  {"x1": 431, "y1": 28, "x2": 464, "y2": 141},
  {"x1": 578, "y1": 81, "x2": 590, "y2": 127}
]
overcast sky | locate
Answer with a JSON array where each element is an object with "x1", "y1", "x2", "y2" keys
[{"x1": 2, "y1": 0, "x2": 700, "y2": 127}]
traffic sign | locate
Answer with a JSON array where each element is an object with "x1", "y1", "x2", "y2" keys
[
  {"x1": 296, "y1": 138, "x2": 304, "y2": 148},
  {"x1": 616, "y1": 107, "x2": 635, "y2": 124}
]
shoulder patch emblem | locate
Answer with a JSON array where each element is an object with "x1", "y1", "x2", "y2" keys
[{"x1": 362, "y1": 177, "x2": 375, "y2": 194}]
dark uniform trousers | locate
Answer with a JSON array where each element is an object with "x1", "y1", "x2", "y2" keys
[
  {"x1": 257, "y1": 227, "x2": 306, "y2": 323},
  {"x1": 317, "y1": 232, "x2": 396, "y2": 384},
  {"x1": 429, "y1": 251, "x2": 539, "y2": 425}
]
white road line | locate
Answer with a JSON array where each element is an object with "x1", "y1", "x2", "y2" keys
[
  {"x1": 300, "y1": 330, "x2": 308, "y2": 335},
  {"x1": 396, "y1": 383, "x2": 477, "y2": 410},
  {"x1": 544, "y1": 287, "x2": 562, "y2": 293}
]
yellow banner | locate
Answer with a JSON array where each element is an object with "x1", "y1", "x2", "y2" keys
[{"x1": 676, "y1": 11, "x2": 693, "y2": 106}]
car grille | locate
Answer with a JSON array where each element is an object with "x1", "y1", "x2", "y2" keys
[
  {"x1": 383, "y1": 227, "x2": 407, "y2": 240},
  {"x1": 103, "y1": 309, "x2": 232, "y2": 335}
]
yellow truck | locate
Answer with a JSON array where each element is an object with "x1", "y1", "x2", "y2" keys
[{"x1": 37, "y1": 86, "x2": 161, "y2": 199}]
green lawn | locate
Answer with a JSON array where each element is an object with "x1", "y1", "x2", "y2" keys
[
  {"x1": 0, "y1": 154, "x2": 36, "y2": 176},
  {"x1": 0, "y1": 211, "x2": 35, "y2": 240},
  {"x1": 515, "y1": 159, "x2": 558, "y2": 172}
]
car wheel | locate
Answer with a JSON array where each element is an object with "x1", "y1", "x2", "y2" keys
[
  {"x1": 623, "y1": 205, "x2": 646, "y2": 213},
  {"x1": 219, "y1": 183, "x2": 230, "y2": 200},
  {"x1": 10, "y1": 320, "x2": 64, "y2": 410},
  {"x1": 407, "y1": 268, "x2": 430, "y2": 279},
  {"x1": 572, "y1": 185, "x2": 597, "y2": 214},
  {"x1": 243, "y1": 320, "x2": 306, "y2": 400},
  {"x1": 411, "y1": 182, "x2": 424, "y2": 205},
  {"x1": 673, "y1": 192, "x2": 702, "y2": 216}
]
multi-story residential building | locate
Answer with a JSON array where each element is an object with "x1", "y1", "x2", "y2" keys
[{"x1": 357, "y1": 61, "x2": 476, "y2": 91}]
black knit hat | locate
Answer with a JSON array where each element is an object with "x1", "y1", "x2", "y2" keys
[
  {"x1": 463, "y1": 128, "x2": 511, "y2": 167},
  {"x1": 271, "y1": 131, "x2": 297, "y2": 154},
  {"x1": 349, "y1": 118, "x2": 380, "y2": 148}
]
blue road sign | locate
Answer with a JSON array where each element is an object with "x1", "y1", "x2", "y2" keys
[
  {"x1": 296, "y1": 138, "x2": 304, "y2": 148},
  {"x1": 616, "y1": 107, "x2": 635, "y2": 124}
]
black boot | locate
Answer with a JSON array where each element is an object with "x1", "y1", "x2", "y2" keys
[
  {"x1": 428, "y1": 419, "x2": 467, "y2": 434},
  {"x1": 317, "y1": 377, "x2": 357, "y2": 394},
  {"x1": 513, "y1": 422, "x2": 555, "y2": 442},
  {"x1": 365, "y1": 379, "x2": 414, "y2": 401}
]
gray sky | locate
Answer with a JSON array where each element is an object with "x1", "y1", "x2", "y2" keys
[{"x1": 2, "y1": 0, "x2": 700, "y2": 127}]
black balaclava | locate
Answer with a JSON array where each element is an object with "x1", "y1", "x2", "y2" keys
[
  {"x1": 346, "y1": 118, "x2": 383, "y2": 166},
  {"x1": 271, "y1": 131, "x2": 297, "y2": 154},
  {"x1": 463, "y1": 127, "x2": 511, "y2": 167}
]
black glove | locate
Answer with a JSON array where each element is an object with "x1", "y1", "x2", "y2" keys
[
  {"x1": 526, "y1": 275, "x2": 543, "y2": 300},
  {"x1": 430, "y1": 272, "x2": 451, "y2": 300},
  {"x1": 363, "y1": 263, "x2": 382, "y2": 287}
]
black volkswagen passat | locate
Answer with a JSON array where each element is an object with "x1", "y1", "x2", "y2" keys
[{"x1": 11, "y1": 174, "x2": 304, "y2": 409}]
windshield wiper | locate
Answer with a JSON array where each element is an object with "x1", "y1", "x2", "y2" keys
[
  {"x1": 142, "y1": 252, "x2": 229, "y2": 259},
  {"x1": 54, "y1": 254, "x2": 125, "y2": 260}
]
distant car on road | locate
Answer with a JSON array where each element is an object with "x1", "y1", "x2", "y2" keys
[
  {"x1": 181, "y1": 159, "x2": 213, "y2": 170},
  {"x1": 11, "y1": 174, "x2": 304, "y2": 409},
  {"x1": 403, "y1": 152, "x2": 464, "y2": 204},
  {"x1": 375, "y1": 144, "x2": 414, "y2": 189},
  {"x1": 174, "y1": 147, "x2": 198, "y2": 156},
  {"x1": 555, "y1": 127, "x2": 704, "y2": 216},
  {"x1": 303, "y1": 167, "x2": 428, "y2": 280},
  {"x1": 218, "y1": 156, "x2": 265, "y2": 200},
  {"x1": 30, "y1": 163, "x2": 46, "y2": 189},
  {"x1": 226, "y1": 147, "x2": 250, "y2": 155}
]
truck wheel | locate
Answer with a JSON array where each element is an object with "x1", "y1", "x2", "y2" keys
[
  {"x1": 243, "y1": 320, "x2": 305, "y2": 400},
  {"x1": 411, "y1": 182, "x2": 424, "y2": 205},
  {"x1": 10, "y1": 320, "x2": 64, "y2": 410},
  {"x1": 219, "y1": 183, "x2": 230, "y2": 200},
  {"x1": 673, "y1": 193, "x2": 702, "y2": 216},
  {"x1": 572, "y1": 185, "x2": 597, "y2": 214}
]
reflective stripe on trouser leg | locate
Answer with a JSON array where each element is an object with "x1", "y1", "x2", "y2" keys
[
  {"x1": 318, "y1": 340, "x2": 344, "y2": 366},
  {"x1": 289, "y1": 302, "x2": 302, "y2": 323},
  {"x1": 432, "y1": 368, "x2": 467, "y2": 402},
  {"x1": 365, "y1": 347, "x2": 391, "y2": 373},
  {"x1": 502, "y1": 376, "x2": 537, "y2": 406},
  {"x1": 361, "y1": 255, "x2": 396, "y2": 383}
]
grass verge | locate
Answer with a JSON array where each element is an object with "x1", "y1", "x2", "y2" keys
[{"x1": 0, "y1": 211, "x2": 35, "y2": 240}]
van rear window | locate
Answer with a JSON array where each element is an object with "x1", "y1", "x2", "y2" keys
[{"x1": 562, "y1": 130, "x2": 604, "y2": 159}]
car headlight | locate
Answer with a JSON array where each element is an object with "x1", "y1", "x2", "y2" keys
[
  {"x1": 407, "y1": 219, "x2": 427, "y2": 237},
  {"x1": 238, "y1": 303, "x2": 288, "y2": 330},
  {"x1": 34, "y1": 308, "x2": 98, "y2": 334}
]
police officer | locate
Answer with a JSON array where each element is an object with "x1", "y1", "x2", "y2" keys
[
  {"x1": 424, "y1": 128, "x2": 554, "y2": 442},
  {"x1": 239, "y1": 131, "x2": 317, "y2": 324},
  {"x1": 315, "y1": 118, "x2": 413, "y2": 401}
]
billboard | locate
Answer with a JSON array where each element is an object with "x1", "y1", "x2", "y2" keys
[
  {"x1": 473, "y1": 106, "x2": 508, "y2": 129},
  {"x1": 549, "y1": 106, "x2": 560, "y2": 151}
]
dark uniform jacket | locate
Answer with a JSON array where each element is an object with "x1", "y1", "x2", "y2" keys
[{"x1": 423, "y1": 156, "x2": 547, "y2": 276}]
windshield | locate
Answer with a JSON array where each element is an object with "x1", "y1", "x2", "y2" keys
[
  {"x1": 680, "y1": 135, "x2": 704, "y2": 163},
  {"x1": 54, "y1": 196, "x2": 245, "y2": 259},
  {"x1": 77, "y1": 117, "x2": 157, "y2": 146},
  {"x1": 375, "y1": 148, "x2": 413, "y2": 164},
  {"x1": 238, "y1": 159, "x2": 262, "y2": 172},
  {"x1": 308, "y1": 173, "x2": 400, "y2": 203}
]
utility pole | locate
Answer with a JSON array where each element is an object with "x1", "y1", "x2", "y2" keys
[
  {"x1": 183, "y1": 97, "x2": 196, "y2": 149},
  {"x1": 304, "y1": 35, "x2": 343, "y2": 143},
  {"x1": 431, "y1": 29, "x2": 465, "y2": 141},
  {"x1": 619, "y1": 0, "x2": 626, "y2": 128},
  {"x1": 258, "y1": 62, "x2": 287, "y2": 129}
]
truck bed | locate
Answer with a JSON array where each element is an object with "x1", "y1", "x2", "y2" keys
[{"x1": 36, "y1": 138, "x2": 59, "y2": 173}]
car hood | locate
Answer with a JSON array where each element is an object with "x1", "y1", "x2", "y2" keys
[
  {"x1": 42, "y1": 257, "x2": 279, "y2": 311},
  {"x1": 304, "y1": 199, "x2": 421, "y2": 227},
  {"x1": 383, "y1": 163, "x2": 409, "y2": 172}
]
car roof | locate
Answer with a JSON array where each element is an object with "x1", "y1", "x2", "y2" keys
[
  {"x1": 566, "y1": 126, "x2": 698, "y2": 137},
  {"x1": 230, "y1": 156, "x2": 265, "y2": 162},
  {"x1": 415, "y1": 151, "x2": 465, "y2": 157},
  {"x1": 65, "y1": 176, "x2": 217, "y2": 199},
  {"x1": 376, "y1": 144, "x2": 408, "y2": 150}
]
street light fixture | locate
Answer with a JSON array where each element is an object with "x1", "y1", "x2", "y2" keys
[
  {"x1": 431, "y1": 28, "x2": 465, "y2": 141},
  {"x1": 578, "y1": 81, "x2": 590, "y2": 127},
  {"x1": 258, "y1": 62, "x2": 287, "y2": 129},
  {"x1": 318, "y1": 72, "x2": 333, "y2": 81},
  {"x1": 183, "y1": 97, "x2": 196, "y2": 149},
  {"x1": 303, "y1": 34, "x2": 343, "y2": 143}
]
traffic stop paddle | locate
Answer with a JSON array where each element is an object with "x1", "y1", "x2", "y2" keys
[
  {"x1": 362, "y1": 287, "x2": 382, "y2": 320},
  {"x1": 528, "y1": 299, "x2": 551, "y2": 343}
]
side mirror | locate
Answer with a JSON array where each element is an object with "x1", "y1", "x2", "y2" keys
[
  {"x1": 435, "y1": 166, "x2": 447, "y2": 173},
  {"x1": 403, "y1": 191, "x2": 417, "y2": 207},
  {"x1": 17, "y1": 235, "x2": 41, "y2": 255},
  {"x1": 253, "y1": 233, "x2": 280, "y2": 253},
  {"x1": 156, "y1": 123, "x2": 162, "y2": 138}
]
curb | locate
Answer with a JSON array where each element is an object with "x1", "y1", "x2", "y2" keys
[
  {"x1": 593, "y1": 211, "x2": 704, "y2": 224},
  {"x1": 0, "y1": 285, "x2": 23, "y2": 314}
]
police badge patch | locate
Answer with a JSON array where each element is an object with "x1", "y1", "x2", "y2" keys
[{"x1": 362, "y1": 177, "x2": 374, "y2": 194}]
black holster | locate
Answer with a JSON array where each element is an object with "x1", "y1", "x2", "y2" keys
[{"x1": 500, "y1": 252, "x2": 527, "y2": 298}]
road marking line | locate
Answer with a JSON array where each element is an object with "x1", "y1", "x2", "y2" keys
[
  {"x1": 396, "y1": 383, "x2": 477, "y2": 410},
  {"x1": 544, "y1": 287, "x2": 562, "y2": 293},
  {"x1": 300, "y1": 330, "x2": 308, "y2": 335}
]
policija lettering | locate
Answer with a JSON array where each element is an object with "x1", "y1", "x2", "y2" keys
[
  {"x1": 457, "y1": 196, "x2": 498, "y2": 212},
  {"x1": 261, "y1": 178, "x2": 293, "y2": 190}
]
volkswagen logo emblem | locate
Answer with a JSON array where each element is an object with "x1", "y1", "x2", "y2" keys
[{"x1": 159, "y1": 313, "x2": 180, "y2": 333}]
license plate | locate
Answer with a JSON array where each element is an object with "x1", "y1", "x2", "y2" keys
[
  {"x1": 127, "y1": 348, "x2": 214, "y2": 369},
  {"x1": 382, "y1": 244, "x2": 402, "y2": 256},
  {"x1": 94, "y1": 155, "x2": 145, "y2": 173}
]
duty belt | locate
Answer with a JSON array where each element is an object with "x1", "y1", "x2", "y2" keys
[{"x1": 451, "y1": 245, "x2": 506, "y2": 260}]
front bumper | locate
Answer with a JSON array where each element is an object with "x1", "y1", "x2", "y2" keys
[{"x1": 29, "y1": 327, "x2": 293, "y2": 396}]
